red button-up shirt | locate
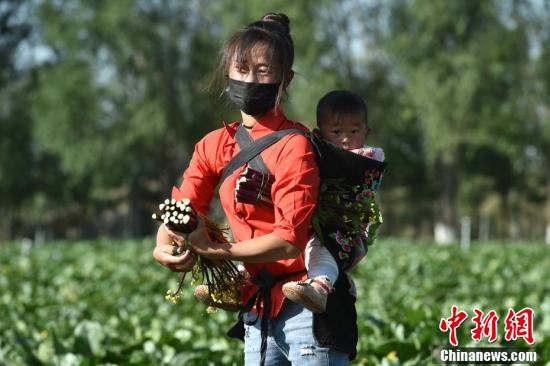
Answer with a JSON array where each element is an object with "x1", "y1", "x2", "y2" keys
[{"x1": 171, "y1": 109, "x2": 319, "y2": 317}]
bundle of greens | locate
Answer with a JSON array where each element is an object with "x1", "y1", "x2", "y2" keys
[{"x1": 152, "y1": 198, "x2": 243, "y2": 306}]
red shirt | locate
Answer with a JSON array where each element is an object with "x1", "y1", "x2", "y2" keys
[{"x1": 172, "y1": 109, "x2": 319, "y2": 317}]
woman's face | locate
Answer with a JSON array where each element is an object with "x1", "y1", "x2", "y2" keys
[{"x1": 228, "y1": 43, "x2": 281, "y2": 84}]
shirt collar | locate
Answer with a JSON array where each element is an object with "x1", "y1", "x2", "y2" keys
[
  {"x1": 248, "y1": 107, "x2": 288, "y2": 134},
  {"x1": 223, "y1": 107, "x2": 288, "y2": 147},
  {"x1": 222, "y1": 121, "x2": 238, "y2": 149}
]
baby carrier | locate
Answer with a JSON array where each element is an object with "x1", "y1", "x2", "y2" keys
[{"x1": 222, "y1": 124, "x2": 387, "y2": 270}]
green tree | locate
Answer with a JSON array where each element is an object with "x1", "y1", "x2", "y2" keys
[
  {"x1": 29, "y1": 0, "x2": 221, "y2": 237},
  {"x1": 532, "y1": 1, "x2": 550, "y2": 243},
  {"x1": 27, "y1": 0, "x2": 334, "y2": 238},
  {"x1": 382, "y1": 0, "x2": 533, "y2": 241},
  {"x1": 0, "y1": 0, "x2": 33, "y2": 241}
]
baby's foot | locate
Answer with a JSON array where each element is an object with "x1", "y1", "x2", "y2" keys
[{"x1": 282, "y1": 276, "x2": 333, "y2": 314}]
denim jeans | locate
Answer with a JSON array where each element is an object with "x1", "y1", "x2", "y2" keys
[{"x1": 243, "y1": 301, "x2": 350, "y2": 365}]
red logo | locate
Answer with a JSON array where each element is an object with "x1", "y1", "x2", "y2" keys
[
  {"x1": 504, "y1": 307, "x2": 535, "y2": 344},
  {"x1": 439, "y1": 306, "x2": 535, "y2": 346},
  {"x1": 439, "y1": 305, "x2": 469, "y2": 346},
  {"x1": 471, "y1": 308, "x2": 499, "y2": 342}
]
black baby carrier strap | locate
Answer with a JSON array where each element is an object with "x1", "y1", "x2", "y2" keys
[
  {"x1": 221, "y1": 126, "x2": 308, "y2": 181},
  {"x1": 234, "y1": 123, "x2": 271, "y2": 174},
  {"x1": 222, "y1": 125, "x2": 384, "y2": 185}
]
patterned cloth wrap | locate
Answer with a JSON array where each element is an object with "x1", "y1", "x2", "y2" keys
[
  {"x1": 345, "y1": 146, "x2": 385, "y2": 269},
  {"x1": 313, "y1": 144, "x2": 386, "y2": 271}
]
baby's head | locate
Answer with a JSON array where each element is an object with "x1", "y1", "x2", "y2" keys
[{"x1": 316, "y1": 90, "x2": 370, "y2": 150}]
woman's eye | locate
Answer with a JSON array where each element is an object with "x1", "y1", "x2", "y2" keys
[
  {"x1": 236, "y1": 66, "x2": 248, "y2": 73},
  {"x1": 352, "y1": 130, "x2": 359, "y2": 134},
  {"x1": 332, "y1": 130, "x2": 340, "y2": 135}
]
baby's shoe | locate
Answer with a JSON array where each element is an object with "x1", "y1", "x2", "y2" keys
[
  {"x1": 282, "y1": 276, "x2": 333, "y2": 314},
  {"x1": 194, "y1": 285, "x2": 242, "y2": 312}
]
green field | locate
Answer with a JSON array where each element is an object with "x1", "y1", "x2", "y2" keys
[{"x1": 1, "y1": 239, "x2": 548, "y2": 365}]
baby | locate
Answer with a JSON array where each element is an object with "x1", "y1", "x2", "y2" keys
[{"x1": 282, "y1": 90, "x2": 385, "y2": 313}]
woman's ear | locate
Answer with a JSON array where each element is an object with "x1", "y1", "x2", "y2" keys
[
  {"x1": 365, "y1": 127, "x2": 371, "y2": 138},
  {"x1": 283, "y1": 70, "x2": 294, "y2": 88}
]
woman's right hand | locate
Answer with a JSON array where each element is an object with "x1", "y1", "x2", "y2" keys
[{"x1": 153, "y1": 224, "x2": 197, "y2": 272}]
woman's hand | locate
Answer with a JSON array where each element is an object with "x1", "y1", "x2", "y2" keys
[
  {"x1": 153, "y1": 224, "x2": 196, "y2": 272},
  {"x1": 153, "y1": 244, "x2": 196, "y2": 272},
  {"x1": 163, "y1": 225, "x2": 187, "y2": 247},
  {"x1": 187, "y1": 218, "x2": 220, "y2": 259}
]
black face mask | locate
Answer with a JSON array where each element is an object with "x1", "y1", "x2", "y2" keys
[{"x1": 227, "y1": 78, "x2": 280, "y2": 116}]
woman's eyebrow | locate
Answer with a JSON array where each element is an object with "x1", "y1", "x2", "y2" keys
[{"x1": 254, "y1": 62, "x2": 271, "y2": 68}]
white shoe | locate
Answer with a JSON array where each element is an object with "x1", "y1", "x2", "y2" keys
[{"x1": 282, "y1": 276, "x2": 333, "y2": 314}]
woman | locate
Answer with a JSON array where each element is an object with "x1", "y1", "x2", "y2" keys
[{"x1": 153, "y1": 13, "x2": 354, "y2": 365}]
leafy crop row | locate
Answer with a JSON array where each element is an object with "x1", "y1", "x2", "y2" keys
[{"x1": 1, "y1": 239, "x2": 548, "y2": 365}]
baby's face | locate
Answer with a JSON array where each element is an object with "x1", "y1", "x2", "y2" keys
[{"x1": 319, "y1": 113, "x2": 369, "y2": 150}]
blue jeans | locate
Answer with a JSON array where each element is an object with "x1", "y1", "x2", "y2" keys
[{"x1": 243, "y1": 301, "x2": 350, "y2": 365}]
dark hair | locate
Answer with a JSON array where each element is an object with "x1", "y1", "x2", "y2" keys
[
  {"x1": 316, "y1": 90, "x2": 368, "y2": 127},
  {"x1": 213, "y1": 13, "x2": 294, "y2": 106}
]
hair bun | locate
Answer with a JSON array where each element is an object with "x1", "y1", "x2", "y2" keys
[{"x1": 261, "y1": 12, "x2": 290, "y2": 34}]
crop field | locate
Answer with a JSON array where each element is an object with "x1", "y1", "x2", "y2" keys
[{"x1": 1, "y1": 239, "x2": 548, "y2": 365}]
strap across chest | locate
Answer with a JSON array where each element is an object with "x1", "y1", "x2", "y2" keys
[
  {"x1": 234, "y1": 124, "x2": 272, "y2": 175},
  {"x1": 225, "y1": 124, "x2": 307, "y2": 208},
  {"x1": 221, "y1": 124, "x2": 306, "y2": 182}
]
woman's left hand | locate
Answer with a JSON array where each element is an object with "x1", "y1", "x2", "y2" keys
[{"x1": 187, "y1": 218, "x2": 219, "y2": 259}]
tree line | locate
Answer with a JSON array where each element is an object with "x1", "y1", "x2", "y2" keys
[{"x1": 1, "y1": 0, "x2": 549, "y2": 243}]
